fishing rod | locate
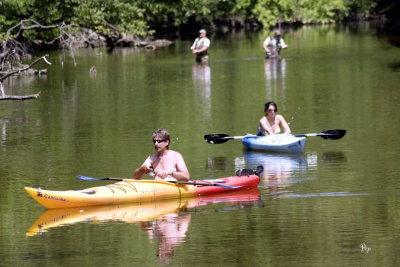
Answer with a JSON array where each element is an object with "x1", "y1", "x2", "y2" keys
[{"x1": 288, "y1": 107, "x2": 300, "y2": 126}]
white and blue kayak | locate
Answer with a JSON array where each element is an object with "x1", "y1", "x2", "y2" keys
[
  {"x1": 242, "y1": 134, "x2": 306, "y2": 153},
  {"x1": 204, "y1": 129, "x2": 346, "y2": 153}
]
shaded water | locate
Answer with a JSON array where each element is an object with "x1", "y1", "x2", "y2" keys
[{"x1": 1, "y1": 23, "x2": 400, "y2": 266}]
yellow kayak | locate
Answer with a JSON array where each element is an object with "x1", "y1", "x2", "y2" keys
[
  {"x1": 24, "y1": 171, "x2": 261, "y2": 209},
  {"x1": 26, "y1": 188, "x2": 261, "y2": 236}
]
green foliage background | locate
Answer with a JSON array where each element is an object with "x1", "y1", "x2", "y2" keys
[{"x1": 0, "y1": 0, "x2": 395, "y2": 41}]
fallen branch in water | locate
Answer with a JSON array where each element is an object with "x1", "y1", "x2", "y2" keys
[
  {"x1": 0, "y1": 55, "x2": 51, "y2": 101},
  {"x1": 0, "y1": 55, "x2": 51, "y2": 82},
  {"x1": 0, "y1": 91, "x2": 40, "y2": 100}
]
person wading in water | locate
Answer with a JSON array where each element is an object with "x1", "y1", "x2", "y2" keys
[
  {"x1": 190, "y1": 29, "x2": 210, "y2": 64},
  {"x1": 263, "y1": 30, "x2": 288, "y2": 59}
]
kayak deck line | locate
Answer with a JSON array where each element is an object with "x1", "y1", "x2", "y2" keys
[{"x1": 104, "y1": 182, "x2": 138, "y2": 193}]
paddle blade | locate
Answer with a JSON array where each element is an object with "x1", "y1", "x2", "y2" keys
[
  {"x1": 76, "y1": 175, "x2": 104, "y2": 181},
  {"x1": 204, "y1": 134, "x2": 232, "y2": 144},
  {"x1": 214, "y1": 184, "x2": 243, "y2": 189},
  {"x1": 319, "y1": 129, "x2": 346, "y2": 140}
]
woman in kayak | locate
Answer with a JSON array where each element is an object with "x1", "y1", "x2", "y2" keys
[
  {"x1": 134, "y1": 129, "x2": 190, "y2": 181},
  {"x1": 257, "y1": 101, "x2": 291, "y2": 135}
]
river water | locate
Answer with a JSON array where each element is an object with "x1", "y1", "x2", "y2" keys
[{"x1": 1, "y1": 23, "x2": 400, "y2": 266}]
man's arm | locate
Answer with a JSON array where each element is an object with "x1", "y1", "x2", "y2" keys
[
  {"x1": 190, "y1": 38, "x2": 198, "y2": 51},
  {"x1": 263, "y1": 37, "x2": 271, "y2": 52},
  {"x1": 280, "y1": 39, "x2": 288, "y2": 49},
  {"x1": 172, "y1": 152, "x2": 190, "y2": 181},
  {"x1": 133, "y1": 157, "x2": 152, "y2": 179},
  {"x1": 194, "y1": 46, "x2": 208, "y2": 54}
]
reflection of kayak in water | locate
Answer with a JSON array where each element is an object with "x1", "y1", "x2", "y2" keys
[
  {"x1": 244, "y1": 151, "x2": 307, "y2": 193},
  {"x1": 242, "y1": 134, "x2": 306, "y2": 153},
  {"x1": 244, "y1": 151, "x2": 307, "y2": 173},
  {"x1": 26, "y1": 188, "x2": 261, "y2": 236},
  {"x1": 26, "y1": 199, "x2": 183, "y2": 236}
]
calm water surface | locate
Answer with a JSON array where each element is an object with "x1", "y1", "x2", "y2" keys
[{"x1": 1, "y1": 23, "x2": 400, "y2": 266}]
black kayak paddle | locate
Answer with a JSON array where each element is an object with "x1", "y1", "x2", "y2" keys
[
  {"x1": 76, "y1": 175, "x2": 243, "y2": 189},
  {"x1": 204, "y1": 129, "x2": 346, "y2": 144}
]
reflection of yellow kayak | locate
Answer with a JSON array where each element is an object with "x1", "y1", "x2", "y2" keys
[
  {"x1": 26, "y1": 198, "x2": 187, "y2": 236},
  {"x1": 24, "y1": 173, "x2": 261, "y2": 209},
  {"x1": 26, "y1": 188, "x2": 261, "y2": 237}
]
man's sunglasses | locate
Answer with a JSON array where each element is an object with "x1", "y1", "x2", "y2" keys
[{"x1": 153, "y1": 139, "x2": 166, "y2": 144}]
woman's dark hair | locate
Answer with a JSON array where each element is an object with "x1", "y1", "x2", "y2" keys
[{"x1": 264, "y1": 101, "x2": 278, "y2": 113}]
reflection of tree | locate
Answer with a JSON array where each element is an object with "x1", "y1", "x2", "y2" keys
[
  {"x1": 192, "y1": 63, "x2": 211, "y2": 118},
  {"x1": 321, "y1": 151, "x2": 347, "y2": 163},
  {"x1": 0, "y1": 118, "x2": 42, "y2": 145},
  {"x1": 1, "y1": 119, "x2": 7, "y2": 144},
  {"x1": 264, "y1": 58, "x2": 286, "y2": 100},
  {"x1": 206, "y1": 156, "x2": 247, "y2": 177},
  {"x1": 138, "y1": 212, "x2": 191, "y2": 264}
]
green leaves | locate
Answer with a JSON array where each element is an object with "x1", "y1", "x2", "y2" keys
[
  {"x1": 232, "y1": 0, "x2": 351, "y2": 27},
  {"x1": 0, "y1": 0, "x2": 382, "y2": 40}
]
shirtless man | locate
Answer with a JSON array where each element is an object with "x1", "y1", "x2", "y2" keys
[
  {"x1": 257, "y1": 101, "x2": 291, "y2": 135},
  {"x1": 134, "y1": 129, "x2": 190, "y2": 181}
]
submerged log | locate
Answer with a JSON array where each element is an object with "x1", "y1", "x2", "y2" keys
[{"x1": 0, "y1": 92, "x2": 40, "y2": 101}]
